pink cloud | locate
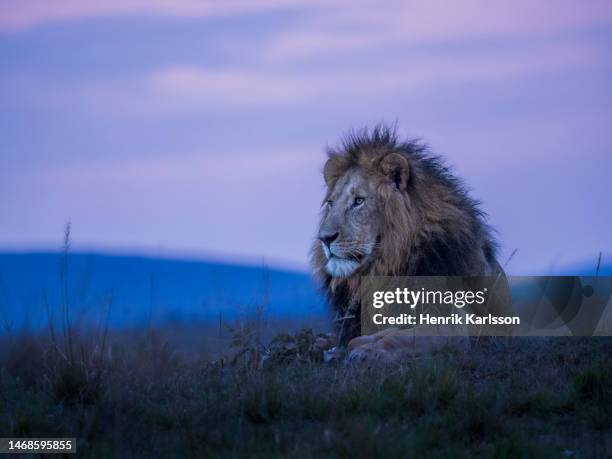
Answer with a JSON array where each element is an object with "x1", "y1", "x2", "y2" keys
[
  {"x1": 0, "y1": 0, "x2": 329, "y2": 31},
  {"x1": 2, "y1": 0, "x2": 611, "y2": 38},
  {"x1": 263, "y1": 0, "x2": 612, "y2": 59},
  {"x1": 66, "y1": 40, "x2": 601, "y2": 118}
]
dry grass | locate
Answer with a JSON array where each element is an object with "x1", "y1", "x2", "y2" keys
[{"x1": 1, "y1": 330, "x2": 610, "y2": 458}]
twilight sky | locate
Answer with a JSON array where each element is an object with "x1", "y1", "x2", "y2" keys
[{"x1": 1, "y1": 0, "x2": 611, "y2": 274}]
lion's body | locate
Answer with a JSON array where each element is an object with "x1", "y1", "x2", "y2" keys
[{"x1": 311, "y1": 126, "x2": 507, "y2": 346}]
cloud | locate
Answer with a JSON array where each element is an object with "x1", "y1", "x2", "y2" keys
[
  {"x1": 0, "y1": 0, "x2": 330, "y2": 31},
  {"x1": 70, "y1": 40, "x2": 602, "y2": 118},
  {"x1": 262, "y1": 0, "x2": 612, "y2": 60},
  {"x1": 146, "y1": 67, "x2": 318, "y2": 108},
  {"x1": 38, "y1": 149, "x2": 322, "y2": 186},
  {"x1": 3, "y1": 0, "x2": 611, "y2": 42},
  {"x1": 2, "y1": 29, "x2": 600, "y2": 120}
]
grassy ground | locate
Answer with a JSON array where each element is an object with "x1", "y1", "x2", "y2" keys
[{"x1": 0, "y1": 329, "x2": 611, "y2": 458}]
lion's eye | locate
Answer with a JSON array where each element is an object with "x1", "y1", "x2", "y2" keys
[
  {"x1": 353, "y1": 197, "x2": 365, "y2": 206},
  {"x1": 326, "y1": 199, "x2": 333, "y2": 207}
]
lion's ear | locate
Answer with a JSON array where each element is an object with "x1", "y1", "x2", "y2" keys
[
  {"x1": 323, "y1": 155, "x2": 346, "y2": 187},
  {"x1": 380, "y1": 152, "x2": 410, "y2": 191}
]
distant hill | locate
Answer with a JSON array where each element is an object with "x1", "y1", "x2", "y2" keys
[
  {"x1": 549, "y1": 257, "x2": 612, "y2": 276},
  {"x1": 0, "y1": 252, "x2": 326, "y2": 332},
  {"x1": 1, "y1": 251, "x2": 609, "y2": 333}
]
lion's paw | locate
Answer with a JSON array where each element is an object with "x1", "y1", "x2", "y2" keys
[
  {"x1": 346, "y1": 331, "x2": 467, "y2": 364},
  {"x1": 345, "y1": 342, "x2": 396, "y2": 364}
]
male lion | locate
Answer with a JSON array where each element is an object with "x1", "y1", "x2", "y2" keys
[{"x1": 311, "y1": 125, "x2": 510, "y2": 361}]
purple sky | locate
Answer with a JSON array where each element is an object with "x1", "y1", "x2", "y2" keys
[{"x1": 1, "y1": 0, "x2": 611, "y2": 274}]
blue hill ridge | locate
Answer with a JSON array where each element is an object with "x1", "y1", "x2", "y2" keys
[{"x1": 0, "y1": 252, "x2": 326, "y2": 332}]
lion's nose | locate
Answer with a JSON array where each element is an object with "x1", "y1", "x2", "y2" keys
[{"x1": 319, "y1": 232, "x2": 339, "y2": 247}]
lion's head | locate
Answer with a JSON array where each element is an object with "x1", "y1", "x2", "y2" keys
[
  {"x1": 312, "y1": 126, "x2": 421, "y2": 280},
  {"x1": 311, "y1": 125, "x2": 496, "y2": 284}
]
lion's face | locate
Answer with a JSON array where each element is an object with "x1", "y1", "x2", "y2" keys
[{"x1": 318, "y1": 168, "x2": 382, "y2": 278}]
